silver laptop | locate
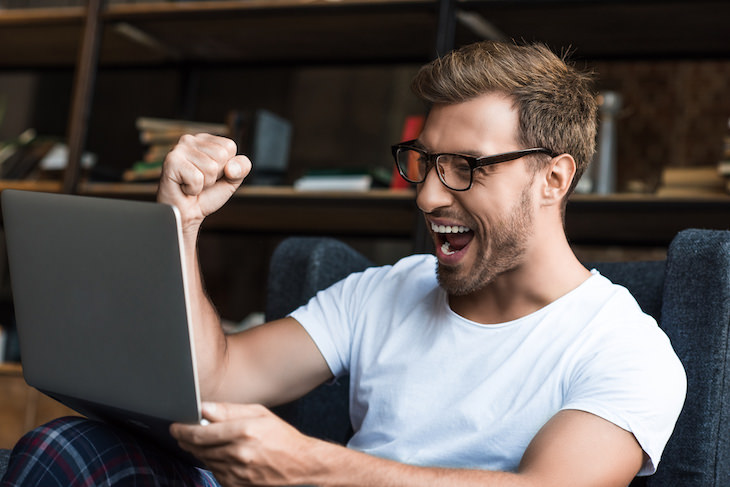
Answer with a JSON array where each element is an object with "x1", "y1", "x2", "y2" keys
[{"x1": 2, "y1": 189, "x2": 203, "y2": 465}]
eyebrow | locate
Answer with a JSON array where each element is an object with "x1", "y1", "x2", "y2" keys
[
  {"x1": 414, "y1": 140, "x2": 486, "y2": 158},
  {"x1": 412, "y1": 140, "x2": 427, "y2": 150}
]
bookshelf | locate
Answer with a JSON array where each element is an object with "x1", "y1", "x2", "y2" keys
[
  {"x1": 3, "y1": 0, "x2": 730, "y2": 192},
  {"x1": 0, "y1": 180, "x2": 727, "y2": 247}
]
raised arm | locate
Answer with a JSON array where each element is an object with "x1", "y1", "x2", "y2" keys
[{"x1": 157, "y1": 133, "x2": 332, "y2": 405}]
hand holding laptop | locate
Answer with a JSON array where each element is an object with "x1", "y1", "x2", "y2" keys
[
  {"x1": 157, "y1": 133, "x2": 251, "y2": 235},
  {"x1": 171, "y1": 401, "x2": 322, "y2": 486}
]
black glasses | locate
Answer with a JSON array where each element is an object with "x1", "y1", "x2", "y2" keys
[{"x1": 391, "y1": 139, "x2": 557, "y2": 191}]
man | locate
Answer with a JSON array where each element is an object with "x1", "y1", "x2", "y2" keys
[{"x1": 2, "y1": 41, "x2": 684, "y2": 487}]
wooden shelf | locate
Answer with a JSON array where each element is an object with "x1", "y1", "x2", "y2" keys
[
  {"x1": 0, "y1": 0, "x2": 440, "y2": 68},
  {"x1": 567, "y1": 193, "x2": 730, "y2": 246},
  {"x1": 2, "y1": 0, "x2": 730, "y2": 69},
  {"x1": 458, "y1": 0, "x2": 730, "y2": 60},
  {"x1": 0, "y1": 180, "x2": 728, "y2": 245}
]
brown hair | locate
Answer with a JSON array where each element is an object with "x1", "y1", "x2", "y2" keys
[{"x1": 412, "y1": 41, "x2": 597, "y2": 198}]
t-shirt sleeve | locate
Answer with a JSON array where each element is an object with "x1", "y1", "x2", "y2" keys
[
  {"x1": 290, "y1": 265, "x2": 386, "y2": 378},
  {"x1": 561, "y1": 313, "x2": 687, "y2": 476}
]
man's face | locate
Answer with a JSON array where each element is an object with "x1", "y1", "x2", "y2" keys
[{"x1": 415, "y1": 93, "x2": 539, "y2": 296}]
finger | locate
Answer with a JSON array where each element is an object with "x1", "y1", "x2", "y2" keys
[
  {"x1": 163, "y1": 142, "x2": 223, "y2": 194},
  {"x1": 179, "y1": 441, "x2": 260, "y2": 485},
  {"x1": 202, "y1": 402, "x2": 268, "y2": 423},
  {"x1": 178, "y1": 440, "x2": 235, "y2": 462},
  {"x1": 195, "y1": 175, "x2": 244, "y2": 217},
  {"x1": 189, "y1": 133, "x2": 238, "y2": 174},
  {"x1": 224, "y1": 155, "x2": 252, "y2": 183},
  {"x1": 171, "y1": 422, "x2": 227, "y2": 448},
  {"x1": 172, "y1": 414, "x2": 258, "y2": 447},
  {"x1": 165, "y1": 155, "x2": 205, "y2": 197}
]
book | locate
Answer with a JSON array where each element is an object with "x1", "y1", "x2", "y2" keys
[
  {"x1": 127, "y1": 111, "x2": 292, "y2": 185},
  {"x1": 130, "y1": 117, "x2": 232, "y2": 182},
  {"x1": 719, "y1": 160, "x2": 730, "y2": 177},
  {"x1": 390, "y1": 114, "x2": 425, "y2": 190},
  {"x1": 294, "y1": 173, "x2": 373, "y2": 192},
  {"x1": 656, "y1": 166, "x2": 728, "y2": 196},
  {"x1": 292, "y1": 166, "x2": 392, "y2": 192},
  {"x1": 135, "y1": 117, "x2": 229, "y2": 137},
  {"x1": 0, "y1": 136, "x2": 58, "y2": 180},
  {"x1": 122, "y1": 161, "x2": 163, "y2": 182}
]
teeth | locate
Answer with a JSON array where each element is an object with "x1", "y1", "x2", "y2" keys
[
  {"x1": 431, "y1": 223, "x2": 471, "y2": 234},
  {"x1": 441, "y1": 242, "x2": 456, "y2": 256}
]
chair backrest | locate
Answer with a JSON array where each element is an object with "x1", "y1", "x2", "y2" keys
[
  {"x1": 266, "y1": 237, "x2": 370, "y2": 445},
  {"x1": 266, "y1": 229, "x2": 730, "y2": 486},
  {"x1": 638, "y1": 229, "x2": 730, "y2": 487}
]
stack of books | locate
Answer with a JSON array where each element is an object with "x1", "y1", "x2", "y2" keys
[
  {"x1": 0, "y1": 129, "x2": 59, "y2": 180},
  {"x1": 655, "y1": 166, "x2": 728, "y2": 197},
  {"x1": 655, "y1": 124, "x2": 730, "y2": 197},
  {"x1": 123, "y1": 117, "x2": 229, "y2": 182}
]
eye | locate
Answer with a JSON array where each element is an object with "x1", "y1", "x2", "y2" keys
[{"x1": 450, "y1": 157, "x2": 472, "y2": 176}]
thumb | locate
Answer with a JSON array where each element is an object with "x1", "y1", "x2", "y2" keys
[
  {"x1": 224, "y1": 155, "x2": 252, "y2": 182},
  {"x1": 201, "y1": 402, "x2": 268, "y2": 422},
  {"x1": 195, "y1": 156, "x2": 250, "y2": 217}
]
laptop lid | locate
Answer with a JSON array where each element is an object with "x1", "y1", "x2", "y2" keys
[{"x1": 1, "y1": 189, "x2": 202, "y2": 463}]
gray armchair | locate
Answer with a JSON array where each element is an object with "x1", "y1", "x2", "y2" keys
[
  {"x1": 265, "y1": 229, "x2": 730, "y2": 487},
  {"x1": 2, "y1": 229, "x2": 729, "y2": 485}
]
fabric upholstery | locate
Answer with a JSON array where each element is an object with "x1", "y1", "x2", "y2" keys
[
  {"x1": 641, "y1": 229, "x2": 730, "y2": 486},
  {"x1": 266, "y1": 237, "x2": 371, "y2": 446},
  {"x1": 0, "y1": 450, "x2": 9, "y2": 480}
]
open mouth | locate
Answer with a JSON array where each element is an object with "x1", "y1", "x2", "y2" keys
[{"x1": 431, "y1": 222, "x2": 474, "y2": 256}]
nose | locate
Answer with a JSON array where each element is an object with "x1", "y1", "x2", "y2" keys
[{"x1": 416, "y1": 164, "x2": 454, "y2": 214}]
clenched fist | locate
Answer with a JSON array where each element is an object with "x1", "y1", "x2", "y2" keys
[{"x1": 157, "y1": 133, "x2": 251, "y2": 235}]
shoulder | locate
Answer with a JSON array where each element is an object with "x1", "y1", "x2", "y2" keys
[
  {"x1": 338, "y1": 253, "x2": 437, "y2": 295},
  {"x1": 561, "y1": 272, "x2": 686, "y2": 475}
]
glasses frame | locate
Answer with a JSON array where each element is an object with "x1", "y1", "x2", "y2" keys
[{"x1": 391, "y1": 139, "x2": 558, "y2": 191}]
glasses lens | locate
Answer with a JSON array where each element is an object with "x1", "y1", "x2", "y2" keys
[
  {"x1": 437, "y1": 155, "x2": 472, "y2": 190},
  {"x1": 396, "y1": 148, "x2": 425, "y2": 183}
]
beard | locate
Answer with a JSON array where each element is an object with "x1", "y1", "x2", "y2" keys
[{"x1": 436, "y1": 185, "x2": 534, "y2": 296}]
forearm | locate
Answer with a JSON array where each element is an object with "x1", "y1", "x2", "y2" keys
[
  {"x1": 156, "y1": 133, "x2": 250, "y2": 399},
  {"x1": 306, "y1": 441, "x2": 531, "y2": 487},
  {"x1": 181, "y1": 228, "x2": 229, "y2": 399}
]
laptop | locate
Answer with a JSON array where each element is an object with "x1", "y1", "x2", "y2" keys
[{"x1": 1, "y1": 189, "x2": 204, "y2": 466}]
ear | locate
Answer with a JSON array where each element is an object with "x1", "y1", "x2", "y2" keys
[{"x1": 540, "y1": 154, "x2": 576, "y2": 206}]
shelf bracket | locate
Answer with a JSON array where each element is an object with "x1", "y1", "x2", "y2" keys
[
  {"x1": 435, "y1": 0, "x2": 457, "y2": 57},
  {"x1": 63, "y1": 0, "x2": 106, "y2": 194}
]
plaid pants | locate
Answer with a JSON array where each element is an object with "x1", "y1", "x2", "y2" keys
[{"x1": 0, "y1": 416, "x2": 219, "y2": 486}]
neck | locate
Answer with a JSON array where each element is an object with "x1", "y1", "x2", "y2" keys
[{"x1": 448, "y1": 224, "x2": 591, "y2": 325}]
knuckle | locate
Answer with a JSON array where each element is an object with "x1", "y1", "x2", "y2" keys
[
  {"x1": 221, "y1": 137, "x2": 238, "y2": 156},
  {"x1": 211, "y1": 143, "x2": 231, "y2": 163},
  {"x1": 200, "y1": 159, "x2": 219, "y2": 179},
  {"x1": 162, "y1": 149, "x2": 182, "y2": 168},
  {"x1": 188, "y1": 168, "x2": 205, "y2": 188},
  {"x1": 233, "y1": 422, "x2": 250, "y2": 438},
  {"x1": 178, "y1": 133, "x2": 196, "y2": 145},
  {"x1": 232, "y1": 443, "x2": 254, "y2": 464}
]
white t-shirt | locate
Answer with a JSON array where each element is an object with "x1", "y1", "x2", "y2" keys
[{"x1": 291, "y1": 254, "x2": 686, "y2": 475}]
